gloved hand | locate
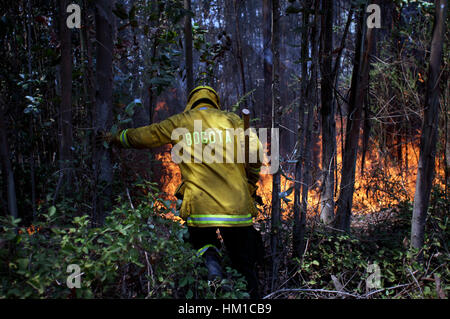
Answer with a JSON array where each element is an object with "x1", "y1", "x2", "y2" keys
[{"x1": 95, "y1": 130, "x2": 121, "y2": 148}]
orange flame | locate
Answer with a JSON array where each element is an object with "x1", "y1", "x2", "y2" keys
[
  {"x1": 418, "y1": 72, "x2": 424, "y2": 83},
  {"x1": 151, "y1": 127, "x2": 445, "y2": 223},
  {"x1": 18, "y1": 224, "x2": 41, "y2": 236},
  {"x1": 155, "y1": 101, "x2": 168, "y2": 113},
  {"x1": 153, "y1": 145, "x2": 184, "y2": 223}
]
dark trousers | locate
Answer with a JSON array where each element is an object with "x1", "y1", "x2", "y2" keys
[{"x1": 188, "y1": 226, "x2": 261, "y2": 299}]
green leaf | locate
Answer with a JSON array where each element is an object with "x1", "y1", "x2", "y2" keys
[
  {"x1": 17, "y1": 258, "x2": 29, "y2": 270},
  {"x1": 49, "y1": 206, "x2": 56, "y2": 216},
  {"x1": 110, "y1": 124, "x2": 118, "y2": 135},
  {"x1": 179, "y1": 276, "x2": 188, "y2": 287},
  {"x1": 129, "y1": 248, "x2": 139, "y2": 261},
  {"x1": 125, "y1": 101, "x2": 137, "y2": 116}
]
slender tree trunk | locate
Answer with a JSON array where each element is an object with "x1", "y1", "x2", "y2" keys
[
  {"x1": 0, "y1": 106, "x2": 18, "y2": 219},
  {"x1": 446, "y1": 92, "x2": 450, "y2": 202},
  {"x1": 148, "y1": 2, "x2": 161, "y2": 124},
  {"x1": 293, "y1": 0, "x2": 312, "y2": 259},
  {"x1": 411, "y1": 0, "x2": 447, "y2": 251},
  {"x1": 93, "y1": 0, "x2": 114, "y2": 226},
  {"x1": 319, "y1": 0, "x2": 336, "y2": 224},
  {"x1": 233, "y1": 0, "x2": 247, "y2": 105},
  {"x1": 270, "y1": 0, "x2": 281, "y2": 291},
  {"x1": 26, "y1": 0, "x2": 36, "y2": 220},
  {"x1": 334, "y1": 6, "x2": 375, "y2": 232},
  {"x1": 301, "y1": 0, "x2": 320, "y2": 256},
  {"x1": 184, "y1": 0, "x2": 194, "y2": 94},
  {"x1": 81, "y1": 1, "x2": 97, "y2": 215},
  {"x1": 56, "y1": 0, "x2": 73, "y2": 197},
  {"x1": 263, "y1": 0, "x2": 272, "y2": 128},
  {"x1": 82, "y1": 0, "x2": 96, "y2": 115},
  {"x1": 332, "y1": 6, "x2": 353, "y2": 87},
  {"x1": 332, "y1": 5, "x2": 353, "y2": 191}
]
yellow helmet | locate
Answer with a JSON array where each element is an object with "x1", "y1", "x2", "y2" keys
[{"x1": 185, "y1": 85, "x2": 221, "y2": 112}]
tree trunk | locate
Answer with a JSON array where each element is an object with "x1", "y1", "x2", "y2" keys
[
  {"x1": 26, "y1": 0, "x2": 36, "y2": 220},
  {"x1": 93, "y1": 0, "x2": 114, "y2": 226},
  {"x1": 293, "y1": 0, "x2": 315, "y2": 259},
  {"x1": 446, "y1": 92, "x2": 450, "y2": 202},
  {"x1": 148, "y1": 2, "x2": 161, "y2": 124},
  {"x1": 270, "y1": 0, "x2": 281, "y2": 291},
  {"x1": 411, "y1": 0, "x2": 447, "y2": 251},
  {"x1": 56, "y1": 0, "x2": 74, "y2": 197},
  {"x1": 319, "y1": 0, "x2": 336, "y2": 224},
  {"x1": 334, "y1": 6, "x2": 375, "y2": 232},
  {"x1": 263, "y1": 0, "x2": 272, "y2": 128},
  {"x1": 233, "y1": 0, "x2": 247, "y2": 107},
  {"x1": 332, "y1": 5, "x2": 353, "y2": 191},
  {"x1": 81, "y1": 0, "x2": 96, "y2": 118},
  {"x1": 184, "y1": 0, "x2": 194, "y2": 94},
  {"x1": 0, "y1": 106, "x2": 18, "y2": 219},
  {"x1": 302, "y1": 0, "x2": 320, "y2": 256}
]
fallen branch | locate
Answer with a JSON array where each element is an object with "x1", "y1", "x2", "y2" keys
[
  {"x1": 407, "y1": 268, "x2": 423, "y2": 297},
  {"x1": 263, "y1": 288, "x2": 360, "y2": 299},
  {"x1": 364, "y1": 284, "x2": 411, "y2": 298},
  {"x1": 433, "y1": 273, "x2": 446, "y2": 299},
  {"x1": 126, "y1": 187, "x2": 135, "y2": 210},
  {"x1": 263, "y1": 283, "x2": 413, "y2": 299}
]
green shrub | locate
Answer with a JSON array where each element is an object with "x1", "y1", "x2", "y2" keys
[
  {"x1": 0, "y1": 197, "x2": 249, "y2": 299},
  {"x1": 290, "y1": 188, "x2": 449, "y2": 299}
]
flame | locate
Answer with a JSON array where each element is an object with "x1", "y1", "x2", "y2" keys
[
  {"x1": 155, "y1": 146, "x2": 181, "y2": 199},
  {"x1": 332, "y1": 118, "x2": 445, "y2": 215},
  {"x1": 418, "y1": 72, "x2": 424, "y2": 83},
  {"x1": 153, "y1": 101, "x2": 169, "y2": 122},
  {"x1": 18, "y1": 224, "x2": 41, "y2": 235},
  {"x1": 155, "y1": 101, "x2": 168, "y2": 113},
  {"x1": 350, "y1": 139, "x2": 445, "y2": 214},
  {"x1": 151, "y1": 126, "x2": 446, "y2": 223},
  {"x1": 153, "y1": 145, "x2": 184, "y2": 223}
]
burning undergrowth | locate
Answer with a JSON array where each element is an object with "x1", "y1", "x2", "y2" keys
[{"x1": 149, "y1": 135, "x2": 445, "y2": 225}]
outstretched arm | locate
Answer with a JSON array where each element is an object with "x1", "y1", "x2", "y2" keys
[{"x1": 100, "y1": 114, "x2": 181, "y2": 149}]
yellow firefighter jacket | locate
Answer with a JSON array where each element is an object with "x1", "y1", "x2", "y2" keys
[{"x1": 115, "y1": 89, "x2": 262, "y2": 227}]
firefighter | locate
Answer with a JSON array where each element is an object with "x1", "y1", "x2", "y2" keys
[{"x1": 101, "y1": 86, "x2": 263, "y2": 298}]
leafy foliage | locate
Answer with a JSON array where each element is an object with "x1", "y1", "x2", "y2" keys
[
  {"x1": 278, "y1": 188, "x2": 449, "y2": 299},
  {"x1": 0, "y1": 190, "x2": 249, "y2": 299}
]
